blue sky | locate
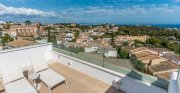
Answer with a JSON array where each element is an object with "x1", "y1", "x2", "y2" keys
[{"x1": 0, "y1": 0, "x2": 180, "y2": 24}]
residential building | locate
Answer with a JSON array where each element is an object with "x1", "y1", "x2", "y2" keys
[
  {"x1": 130, "y1": 47, "x2": 170, "y2": 65},
  {"x1": 84, "y1": 44, "x2": 99, "y2": 52},
  {"x1": 130, "y1": 47, "x2": 180, "y2": 80},
  {"x1": 98, "y1": 45, "x2": 117, "y2": 58},
  {"x1": 101, "y1": 38, "x2": 111, "y2": 45},
  {"x1": 104, "y1": 48, "x2": 117, "y2": 58},
  {"x1": 10, "y1": 24, "x2": 44, "y2": 40},
  {"x1": 76, "y1": 32, "x2": 93, "y2": 44},
  {"x1": 65, "y1": 32, "x2": 75, "y2": 41},
  {"x1": 148, "y1": 61, "x2": 178, "y2": 80},
  {"x1": 163, "y1": 53, "x2": 180, "y2": 64},
  {"x1": 115, "y1": 35, "x2": 148, "y2": 45},
  {"x1": 2, "y1": 29, "x2": 16, "y2": 39}
]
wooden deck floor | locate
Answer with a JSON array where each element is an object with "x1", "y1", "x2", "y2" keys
[{"x1": 1, "y1": 63, "x2": 124, "y2": 93}]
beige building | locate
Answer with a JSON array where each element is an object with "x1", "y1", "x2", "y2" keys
[
  {"x1": 10, "y1": 24, "x2": 44, "y2": 40},
  {"x1": 130, "y1": 47, "x2": 169, "y2": 66},
  {"x1": 115, "y1": 35, "x2": 148, "y2": 45},
  {"x1": 130, "y1": 47, "x2": 180, "y2": 80},
  {"x1": 148, "y1": 61, "x2": 178, "y2": 80},
  {"x1": 76, "y1": 33, "x2": 93, "y2": 44}
]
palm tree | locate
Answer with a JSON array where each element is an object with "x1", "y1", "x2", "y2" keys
[{"x1": 24, "y1": 20, "x2": 31, "y2": 25}]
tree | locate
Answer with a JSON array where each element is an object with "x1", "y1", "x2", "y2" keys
[
  {"x1": 47, "y1": 30, "x2": 52, "y2": 42},
  {"x1": 1, "y1": 34, "x2": 13, "y2": 46},
  {"x1": 52, "y1": 33, "x2": 57, "y2": 45},
  {"x1": 0, "y1": 28, "x2": 3, "y2": 31},
  {"x1": 130, "y1": 56, "x2": 145, "y2": 72},
  {"x1": 134, "y1": 39, "x2": 144, "y2": 44},
  {"x1": 122, "y1": 41, "x2": 129, "y2": 46},
  {"x1": 111, "y1": 32, "x2": 115, "y2": 46},
  {"x1": 74, "y1": 30, "x2": 79, "y2": 38},
  {"x1": 118, "y1": 49, "x2": 129, "y2": 59},
  {"x1": 24, "y1": 20, "x2": 31, "y2": 25},
  {"x1": 4, "y1": 22, "x2": 11, "y2": 29},
  {"x1": 146, "y1": 37, "x2": 161, "y2": 45},
  {"x1": 133, "y1": 39, "x2": 145, "y2": 47}
]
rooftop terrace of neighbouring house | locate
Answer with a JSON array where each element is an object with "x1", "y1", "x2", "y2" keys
[
  {"x1": 8, "y1": 39, "x2": 36, "y2": 48},
  {"x1": 0, "y1": 43, "x2": 178, "y2": 93},
  {"x1": 130, "y1": 47, "x2": 158, "y2": 55},
  {"x1": 148, "y1": 61, "x2": 179, "y2": 80}
]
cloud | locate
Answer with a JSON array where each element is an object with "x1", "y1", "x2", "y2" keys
[
  {"x1": 0, "y1": 3, "x2": 56, "y2": 17},
  {"x1": 56, "y1": 4, "x2": 180, "y2": 23},
  {"x1": 173, "y1": 0, "x2": 180, "y2": 3},
  {"x1": 59, "y1": 4, "x2": 180, "y2": 17}
]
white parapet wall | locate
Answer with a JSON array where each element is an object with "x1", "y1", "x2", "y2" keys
[
  {"x1": 0, "y1": 43, "x2": 53, "y2": 68},
  {"x1": 168, "y1": 72, "x2": 179, "y2": 93},
  {"x1": 52, "y1": 51, "x2": 167, "y2": 93},
  {"x1": 84, "y1": 47, "x2": 98, "y2": 52}
]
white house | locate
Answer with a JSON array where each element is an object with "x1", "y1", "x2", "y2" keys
[
  {"x1": 97, "y1": 45, "x2": 117, "y2": 58},
  {"x1": 84, "y1": 44, "x2": 99, "y2": 52},
  {"x1": 65, "y1": 32, "x2": 74, "y2": 37},
  {"x1": 104, "y1": 48, "x2": 117, "y2": 58},
  {"x1": 65, "y1": 32, "x2": 74, "y2": 41},
  {"x1": 85, "y1": 46, "x2": 99, "y2": 52}
]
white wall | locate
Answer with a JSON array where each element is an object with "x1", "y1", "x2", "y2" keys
[
  {"x1": 0, "y1": 44, "x2": 52, "y2": 68},
  {"x1": 52, "y1": 51, "x2": 167, "y2": 93},
  {"x1": 168, "y1": 72, "x2": 178, "y2": 93},
  {"x1": 105, "y1": 51, "x2": 117, "y2": 58},
  {"x1": 85, "y1": 47, "x2": 98, "y2": 52}
]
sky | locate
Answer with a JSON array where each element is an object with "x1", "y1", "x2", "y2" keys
[{"x1": 0, "y1": 0, "x2": 180, "y2": 24}]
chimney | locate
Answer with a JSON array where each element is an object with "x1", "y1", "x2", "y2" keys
[{"x1": 158, "y1": 50, "x2": 164, "y2": 57}]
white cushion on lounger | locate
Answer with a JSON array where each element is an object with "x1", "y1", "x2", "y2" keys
[
  {"x1": 5, "y1": 78, "x2": 37, "y2": 93},
  {"x1": 29, "y1": 55, "x2": 48, "y2": 72},
  {"x1": 39, "y1": 69, "x2": 65, "y2": 88},
  {"x1": 0, "y1": 62, "x2": 24, "y2": 84}
]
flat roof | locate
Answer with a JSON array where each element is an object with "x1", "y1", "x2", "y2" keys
[
  {"x1": 137, "y1": 55, "x2": 158, "y2": 62},
  {"x1": 130, "y1": 47, "x2": 146, "y2": 53},
  {"x1": 163, "y1": 53, "x2": 180, "y2": 61},
  {"x1": 134, "y1": 51, "x2": 152, "y2": 58},
  {"x1": 148, "y1": 61, "x2": 178, "y2": 75},
  {"x1": 150, "y1": 48, "x2": 171, "y2": 52},
  {"x1": 1, "y1": 63, "x2": 124, "y2": 93},
  {"x1": 8, "y1": 40, "x2": 35, "y2": 48},
  {"x1": 156, "y1": 72, "x2": 172, "y2": 80}
]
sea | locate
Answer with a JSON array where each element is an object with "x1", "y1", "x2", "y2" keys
[
  {"x1": 80, "y1": 23, "x2": 180, "y2": 29},
  {"x1": 150, "y1": 24, "x2": 180, "y2": 28}
]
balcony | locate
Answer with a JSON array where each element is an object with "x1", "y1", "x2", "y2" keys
[{"x1": 0, "y1": 43, "x2": 177, "y2": 93}]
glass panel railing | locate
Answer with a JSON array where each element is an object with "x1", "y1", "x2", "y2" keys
[
  {"x1": 177, "y1": 69, "x2": 180, "y2": 91},
  {"x1": 52, "y1": 47, "x2": 169, "y2": 90},
  {"x1": 104, "y1": 62, "x2": 168, "y2": 89}
]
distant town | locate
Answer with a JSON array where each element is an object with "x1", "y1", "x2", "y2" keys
[{"x1": 0, "y1": 21, "x2": 180, "y2": 80}]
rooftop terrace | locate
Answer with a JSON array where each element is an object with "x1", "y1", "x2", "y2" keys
[
  {"x1": 1, "y1": 63, "x2": 123, "y2": 93},
  {"x1": 41, "y1": 63, "x2": 123, "y2": 93},
  {"x1": 0, "y1": 44, "x2": 178, "y2": 93}
]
